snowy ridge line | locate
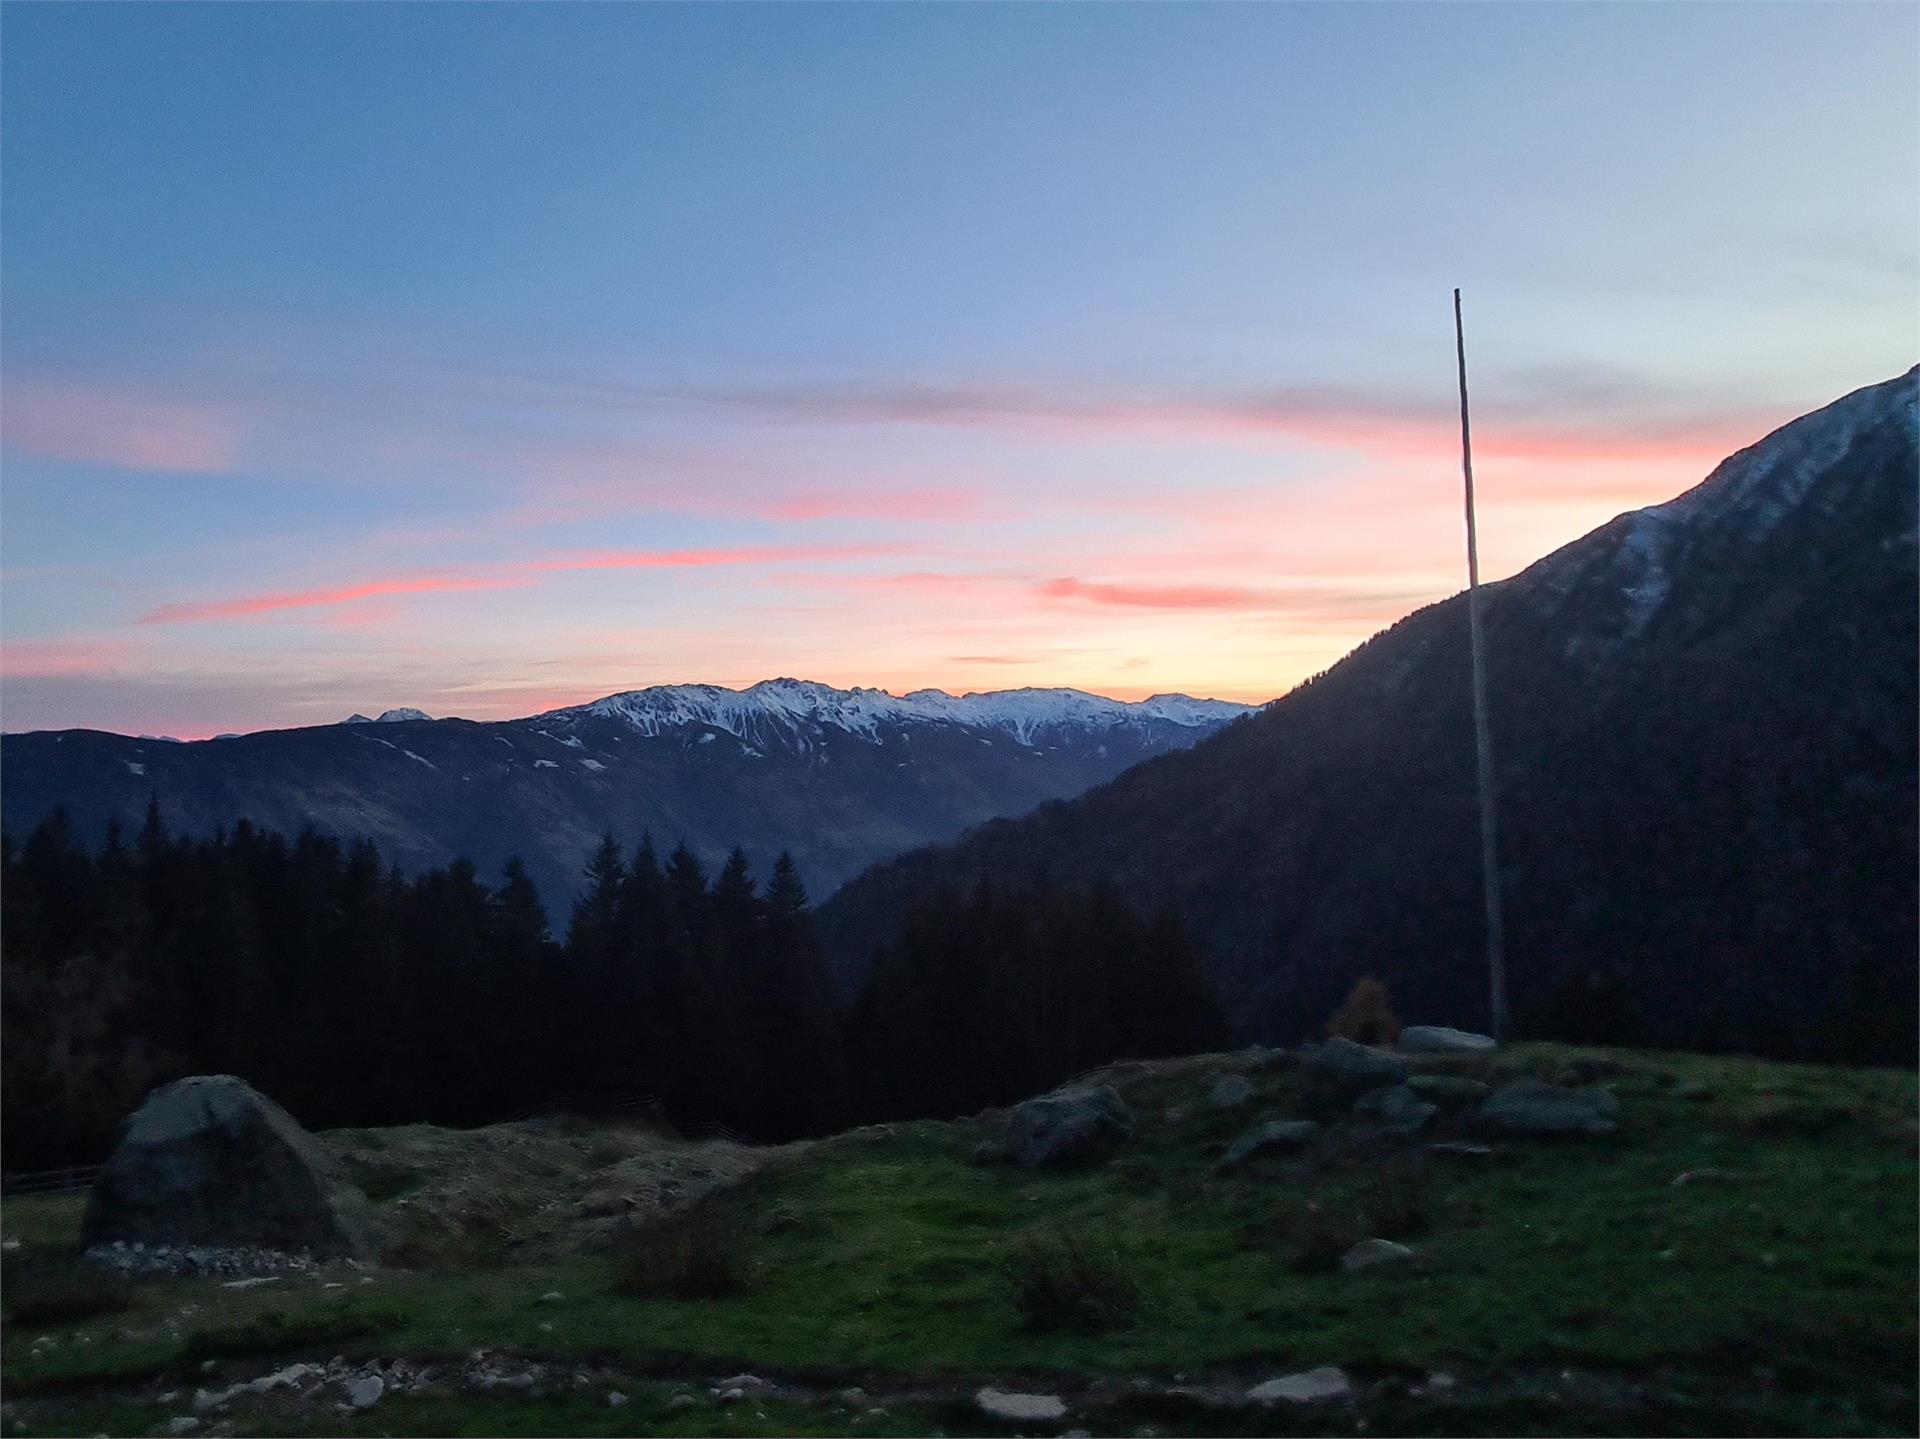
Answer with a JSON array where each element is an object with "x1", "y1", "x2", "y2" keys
[{"x1": 537, "y1": 678, "x2": 1253, "y2": 746}]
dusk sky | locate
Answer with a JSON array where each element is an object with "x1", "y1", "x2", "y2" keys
[{"x1": 3, "y1": 2, "x2": 1914, "y2": 737}]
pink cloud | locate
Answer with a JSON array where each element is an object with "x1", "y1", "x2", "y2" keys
[
  {"x1": 763, "y1": 486, "x2": 997, "y2": 522},
  {"x1": 2, "y1": 382, "x2": 242, "y2": 473},
  {"x1": 526, "y1": 542, "x2": 907, "y2": 574},
  {"x1": 136, "y1": 543, "x2": 911, "y2": 627},
  {"x1": 1037, "y1": 577, "x2": 1280, "y2": 611},
  {"x1": 1, "y1": 636, "x2": 135, "y2": 677},
  {"x1": 139, "y1": 575, "x2": 526, "y2": 625}
]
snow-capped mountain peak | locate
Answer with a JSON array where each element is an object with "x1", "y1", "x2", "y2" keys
[
  {"x1": 344, "y1": 708, "x2": 433, "y2": 725},
  {"x1": 542, "y1": 679, "x2": 1252, "y2": 748}
]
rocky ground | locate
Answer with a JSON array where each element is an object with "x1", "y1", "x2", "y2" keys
[{"x1": 3, "y1": 1041, "x2": 1915, "y2": 1437}]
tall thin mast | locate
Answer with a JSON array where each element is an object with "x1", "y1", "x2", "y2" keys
[{"x1": 1453, "y1": 286, "x2": 1508, "y2": 1040}]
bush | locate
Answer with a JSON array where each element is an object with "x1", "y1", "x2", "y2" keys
[
  {"x1": 1284, "y1": 1201, "x2": 1363, "y2": 1275},
  {"x1": 611, "y1": 1205, "x2": 756, "y2": 1300},
  {"x1": 1, "y1": 1261, "x2": 136, "y2": 1330},
  {"x1": 1328, "y1": 977, "x2": 1401, "y2": 1046},
  {"x1": 1002, "y1": 1228, "x2": 1142, "y2": 1334}
]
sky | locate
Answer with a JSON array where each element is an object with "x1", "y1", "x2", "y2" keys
[{"x1": 2, "y1": 2, "x2": 1915, "y2": 738}]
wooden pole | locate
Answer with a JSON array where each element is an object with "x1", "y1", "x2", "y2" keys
[{"x1": 1454, "y1": 286, "x2": 1508, "y2": 1040}]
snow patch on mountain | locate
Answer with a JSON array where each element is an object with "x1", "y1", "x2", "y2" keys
[{"x1": 542, "y1": 678, "x2": 1253, "y2": 748}]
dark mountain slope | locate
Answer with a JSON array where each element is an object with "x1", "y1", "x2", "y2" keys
[
  {"x1": 820, "y1": 369, "x2": 1919, "y2": 1061},
  {"x1": 0, "y1": 682, "x2": 1247, "y2": 909}
]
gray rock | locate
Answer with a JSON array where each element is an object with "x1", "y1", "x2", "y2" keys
[
  {"x1": 1398, "y1": 1025, "x2": 1496, "y2": 1054},
  {"x1": 1341, "y1": 1238, "x2": 1416, "y2": 1271},
  {"x1": 976, "y1": 1388, "x2": 1068, "y2": 1422},
  {"x1": 1406, "y1": 1074, "x2": 1492, "y2": 1107},
  {"x1": 164, "y1": 1419, "x2": 203, "y2": 1437},
  {"x1": 1219, "y1": 1120, "x2": 1320, "y2": 1169},
  {"x1": 347, "y1": 1374, "x2": 385, "y2": 1409},
  {"x1": 82, "y1": 1076, "x2": 379, "y2": 1259},
  {"x1": 1302, "y1": 1038, "x2": 1409, "y2": 1094},
  {"x1": 1671, "y1": 1168, "x2": 1740, "y2": 1187},
  {"x1": 607, "y1": 1392, "x2": 629, "y2": 1409},
  {"x1": 665, "y1": 1393, "x2": 697, "y2": 1411},
  {"x1": 1247, "y1": 1367, "x2": 1352, "y2": 1403},
  {"x1": 1210, "y1": 1076, "x2": 1255, "y2": 1108},
  {"x1": 1480, "y1": 1081, "x2": 1619, "y2": 1136},
  {"x1": 1426, "y1": 1141, "x2": 1495, "y2": 1158},
  {"x1": 1352, "y1": 1085, "x2": 1438, "y2": 1134},
  {"x1": 1004, "y1": 1086, "x2": 1134, "y2": 1168}
]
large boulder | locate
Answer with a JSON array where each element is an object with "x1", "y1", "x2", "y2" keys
[
  {"x1": 83, "y1": 1075, "x2": 380, "y2": 1258},
  {"x1": 1003, "y1": 1086, "x2": 1135, "y2": 1168},
  {"x1": 1479, "y1": 1081, "x2": 1620, "y2": 1136},
  {"x1": 1398, "y1": 1025, "x2": 1496, "y2": 1055},
  {"x1": 1302, "y1": 1038, "x2": 1410, "y2": 1095}
]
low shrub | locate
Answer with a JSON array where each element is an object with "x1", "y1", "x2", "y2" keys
[
  {"x1": 1002, "y1": 1228, "x2": 1142, "y2": 1334},
  {"x1": 611, "y1": 1204, "x2": 756, "y2": 1300},
  {"x1": 1285, "y1": 1201, "x2": 1363, "y2": 1275}
]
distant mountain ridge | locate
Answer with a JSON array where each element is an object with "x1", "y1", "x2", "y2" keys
[
  {"x1": 0, "y1": 682, "x2": 1252, "y2": 909},
  {"x1": 820, "y1": 368, "x2": 1920, "y2": 1062}
]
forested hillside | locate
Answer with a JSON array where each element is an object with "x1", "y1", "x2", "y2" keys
[{"x1": 821, "y1": 370, "x2": 1920, "y2": 1064}]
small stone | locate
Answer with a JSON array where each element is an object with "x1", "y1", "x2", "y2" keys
[
  {"x1": 718, "y1": 1373, "x2": 768, "y2": 1391},
  {"x1": 538, "y1": 1290, "x2": 565, "y2": 1303},
  {"x1": 837, "y1": 1387, "x2": 868, "y2": 1404},
  {"x1": 538, "y1": 1321, "x2": 553, "y2": 1333},
  {"x1": 665, "y1": 1393, "x2": 696, "y2": 1411},
  {"x1": 1427, "y1": 1372, "x2": 1456, "y2": 1390},
  {"x1": 1219, "y1": 1119, "x2": 1320, "y2": 1169},
  {"x1": 1248, "y1": 1366, "x2": 1353, "y2": 1404},
  {"x1": 1, "y1": 1238, "x2": 19, "y2": 1251},
  {"x1": 1427, "y1": 1140, "x2": 1495, "y2": 1158},
  {"x1": 1671, "y1": 1168, "x2": 1739, "y2": 1186},
  {"x1": 165, "y1": 1420, "x2": 203, "y2": 1437},
  {"x1": 607, "y1": 1392, "x2": 629, "y2": 1408},
  {"x1": 976, "y1": 1388, "x2": 1068, "y2": 1422},
  {"x1": 191, "y1": 1387, "x2": 238, "y2": 1413},
  {"x1": 1342, "y1": 1238, "x2": 1416, "y2": 1271},
  {"x1": 1210, "y1": 1076, "x2": 1255, "y2": 1108},
  {"x1": 720, "y1": 1387, "x2": 746, "y2": 1404},
  {"x1": 1353, "y1": 1085, "x2": 1438, "y2": 1134},
  {"x1": 347, "y1": 1374, "x2": 385, "y2": 1408}
]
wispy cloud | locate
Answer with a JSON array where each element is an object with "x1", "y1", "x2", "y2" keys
[
  {"x1": 2, "y1": 381, "x2": 244, "y2": 474},
  {"x1": 135, "y1": 543, "x2": 909, "y2": 625},
  {"x1": 0, "y1": 635, "x2": 135, "y2": 678},
  {"x1": 139, "y1": 575, "x2": 527, "y2": 625}
]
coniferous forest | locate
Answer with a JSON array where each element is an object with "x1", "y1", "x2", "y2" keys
[{"x1": 0, "y1": 805, "x2": 1228, "y2": 1169}]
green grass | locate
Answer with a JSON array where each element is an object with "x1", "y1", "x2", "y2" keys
[{"x1": 3, "y1": 1044, "x2": 1914, "y2": 1436}]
